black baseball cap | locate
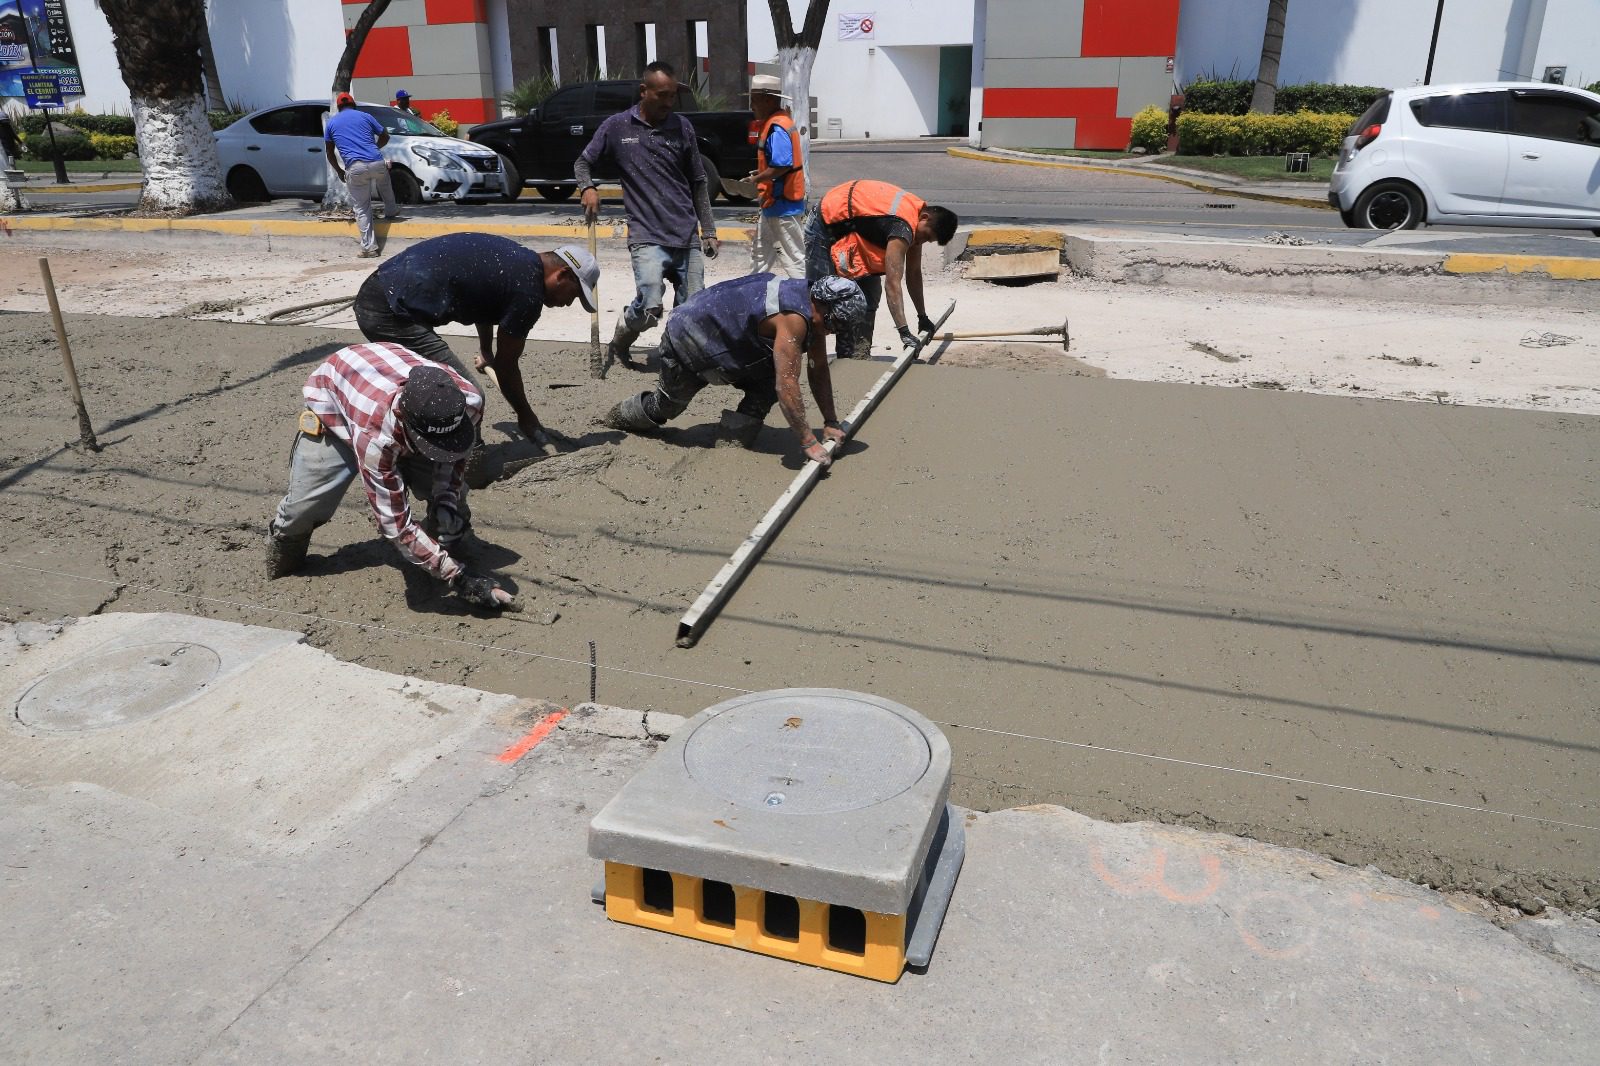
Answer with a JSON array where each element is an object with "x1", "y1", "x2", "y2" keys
[{"x1": 400, "y1": 366, "x2": 475, "y2": 462}]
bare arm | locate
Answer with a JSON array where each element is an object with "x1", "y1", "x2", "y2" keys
[
  {"x1": 772, "y1": 314, "x2": 832, "y2": 466},
  {"x1": 377, "y1": 131, "x2": 390, "y2": 148},
  {"x1": 905, "y1": 241, "x2": 929, "y2": 323},
  {"x1": 324, "y1": 142, "x2": 344, "y2": 180},
  {"x1": 883, "y1": 237, "x2": 911, "y2": 331},
  {"x1": 693, "y1": 173, "x2": 718, "y2": 251},
  {"x1": 489, "y1": 333, "x2": 543, "y2": 441}
]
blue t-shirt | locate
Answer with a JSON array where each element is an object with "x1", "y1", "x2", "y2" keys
[
  {"x1": 761, "y1": 123, "x2": 804, "y2": 218},
  {"x1": 578, "y1": 106, "x2": 702, "y2": 248},
  {"x1": 377, "y1": 233, "x2": 546, "y2": 337},
  {"x1": 324, "y1": 107, "x2": 385, "y2": 165}
]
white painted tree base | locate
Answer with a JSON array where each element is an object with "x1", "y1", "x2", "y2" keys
[
  {"x1": 0, "y1": 145, "x2": 25, "y2": 211},
  {"x1": 777, "y1": 46, "x2": 819, "y2": 188},
  {"x1": 133, "y1": 93, "x2": 228, "y2": 213}
]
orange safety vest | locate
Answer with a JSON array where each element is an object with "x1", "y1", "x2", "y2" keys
[
  {"x1": 754, "y1": 112, "x2": 805, "y2": 208},
  {"x1": 818, "y1": 180, "x2": 925, "y2": 279}
]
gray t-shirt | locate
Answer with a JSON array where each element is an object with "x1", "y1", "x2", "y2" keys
[{"x1": 578, "y1": 106, "x2": 704, "y2": 248}]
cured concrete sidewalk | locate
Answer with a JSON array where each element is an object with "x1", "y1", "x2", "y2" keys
[{"x1": 2, "y1": 613, "x2": 1596, "y2": 1064}]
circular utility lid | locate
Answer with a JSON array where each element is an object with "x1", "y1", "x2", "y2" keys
[
  {"x1": 683, "y1": 690, "x2": 931, "y2": 815},
  {"x1": 14, "y1": 642, "x2": 221, "y2": 732}
]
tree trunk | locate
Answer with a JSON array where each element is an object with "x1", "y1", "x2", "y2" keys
[
  {"x1": 0, "y1": 140, "x2": 25, "y2": 212},
  {"x1": 99, "y1": 0, "x2": 228, "y2": 213},
  {"x1": 1249, "y1": 0, "x2": 1289, "y2": 114},
  {"x1": 766, "y1": 1, "x2": 831, "y2": 189},
  {"x1": 321, "y1": 0, "x2": 395, "y2": 213}
]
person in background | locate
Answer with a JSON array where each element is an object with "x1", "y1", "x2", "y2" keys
[
  {"x1": 746, "y1": 74, "x2": 805, "y2": 279},
  {"x1": 393, "y1": 89, "x2": 421, "y2": 118},
  {"x1": 324, "y1": 92, "x2": 389, "y2": 258}
]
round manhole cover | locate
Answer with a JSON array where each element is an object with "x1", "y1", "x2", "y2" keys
[
  {"x1": 683, "y1": 691, "x2": 931, "y2": 815},
  {"x1": 14, "y1": 642, "x2": 222, "y2": 732}
]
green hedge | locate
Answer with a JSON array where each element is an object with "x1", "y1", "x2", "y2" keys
[
  {"x1": 1586, "y1": 80, "x2": 1600, "y2": 95},
  {"x1": 1176, "y1": 111, "x2": 1353, "y2": 156},
  {"x1": 1181, "y1": 78, "x2": 1387, "y2": 117},
  {"x1": 19, "y1": 127, "x2": 97, "y2": 161},
  {"x1": 1129, "y1": 105, "x2": 1168, "y2": 152},
  {"x1": 12, "y1": 110, "x2": 244, "y2": 137}
]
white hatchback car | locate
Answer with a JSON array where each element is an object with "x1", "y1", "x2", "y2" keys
[
  {"x1": 1329, "y1": 82, "x2": 1600, "y2": 234},
  {"x1": 214, "y1": 101, "x2": 504, "y2": 203}
]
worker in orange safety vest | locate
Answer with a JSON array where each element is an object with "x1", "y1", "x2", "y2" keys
[
  {"x1": 745, "y1": 74, "x2": 807, "y2": 279},
  {"x1": 804, "y1": 179, "x2": 959, "y2": 358}
]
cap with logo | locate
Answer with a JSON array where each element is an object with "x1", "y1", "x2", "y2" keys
[
  {"x1": 400, "y1": 366, "x2": 475, "y2": 462},
  {"x1": 552, "y1": 245, "x2": 601, "y2": 313}
]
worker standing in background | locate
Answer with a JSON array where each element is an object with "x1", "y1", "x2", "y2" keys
[
  {"x1": 576, "y1": 61, "x2": 720, "y2": 368},
  {"x1": 805, "y1": 180, "x2": 959, "y2": 358},
  {"x1": 746, "y1": 74, "x2": 805, "y2": 279},
  {"x1": 393, "y1": 89, "x2": 421, "y2": 118},
  {"x1": 324, "y1": 92, "x2": 390, "y2": 258}
]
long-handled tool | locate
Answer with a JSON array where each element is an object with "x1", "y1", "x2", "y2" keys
[
  {"x1": 38, "y1": 257, "x2": 99, "y2": 452},
  {"x1": 930, "y1": 316, "x2": 1070, "y2": 351},
  {"x1": 586, "y1": 215, "x2": 607, "y2": 379}
]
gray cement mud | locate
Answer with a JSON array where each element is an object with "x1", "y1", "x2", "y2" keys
[{"x1": 2, "y1": 313, "x2": 1596, "y2": 914}]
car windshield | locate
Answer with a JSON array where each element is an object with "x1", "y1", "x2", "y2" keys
[{"x1": 358, "y1": 105, "x2": 446, "y2": 137}]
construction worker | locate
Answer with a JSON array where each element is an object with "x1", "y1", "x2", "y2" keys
[
  {"x1": 805, "y1": 180, "x2": 959, "y2": 358},
  {"x1": 353, "y1": 233, "x2": 599, "y2": 447},
  {"x1": 576, "y1": 61, "x2": 720, "y2": 367},
  {"x1": 266, "y1": 341, "x2": 514, "y2": 611},
  {"x1": 746, "y1": 74, "x2": 805, "y2": 279},
  {"x1": 603, "y1": 275, "x2": 868, "y2": 469},
  {"x1": 324, "y1": 92, "x2": 389, "y2": 258}
]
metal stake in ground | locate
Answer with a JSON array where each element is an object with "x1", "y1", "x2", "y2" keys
[
  {"x1": 37, "y1": 257, "x2": 99, "y2": 452},
  {"x1": 586, "y1": 217, "x2": 607, "y2": 378},
  {"x1": 675, "y1": 301, "x2": 956, "y2": 648}
]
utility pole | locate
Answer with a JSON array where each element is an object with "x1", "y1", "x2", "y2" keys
[{"x1": 1424, "y1": 0, "x2": 1445, "y2": 85}]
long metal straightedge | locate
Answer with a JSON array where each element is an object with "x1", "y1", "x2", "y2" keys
[{"x1": 675, "y1": 301, "x2": 956, "y2": 648}]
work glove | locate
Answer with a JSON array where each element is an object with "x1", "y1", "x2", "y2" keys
[
  {"x1": 701, "y1": 236, "x2": 720, "y2": 259},
  {"x1": 916, "y1": 313, "x2": 936, "y2": 337},
  {"x1": 453, "y1": 570, "x2": 509, "y2": 610},
  {"x1": 898, "y1": 325, "x2": 921, "y2": 353}
]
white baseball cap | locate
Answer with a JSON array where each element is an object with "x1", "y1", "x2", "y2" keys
[{"x1": 553, "y1": 245, "x2": 600, "y2": 312}]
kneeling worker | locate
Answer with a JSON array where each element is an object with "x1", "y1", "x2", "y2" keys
[
  {"x1": 354, "y1": 232, "x2": 599, "y2": 446},
  {"x1": 604, "y1": 275, "x2": 868, "y2": 468},
  {"x1": 806, "y1": 179, "x2": 958, "y2": 358},
  {"x1": 266, "y1": 341, "x2": 514, "y2": 611}
]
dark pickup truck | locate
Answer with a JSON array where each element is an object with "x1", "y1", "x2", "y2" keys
[{"x1": 468, "y1": 79, "x2": 757, "y2": 203}]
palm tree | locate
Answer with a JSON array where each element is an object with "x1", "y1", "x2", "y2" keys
[
  {"x1": 321, "y1": 0, "x2": 395, "y2": 212},
  {"x1": 98, "y1": 0, "x2": 227, "y2": 213},
  {"x1": 765, "y1": 1, "x2": 831, "y2": 186},
  {"x1": 1249, "y1": 0, "x2": 1290, "y2": 114},
  {"x1": 1, "y1": 116, "x2": 25, "y2": 211}
]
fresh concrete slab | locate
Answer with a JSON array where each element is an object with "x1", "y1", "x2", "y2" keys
[{"x1": 6, "y1": 630, "x2": 1593, "y2": 1063}]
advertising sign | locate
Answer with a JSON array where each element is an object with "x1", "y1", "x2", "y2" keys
[
  {"x1": 839, "y1": 13, "x2": 876, "y2": 41},
  {"x1": 0, "y1": 0, "x2": 83, "y2": 100},
  {"x1": 21, "y1": 67, "x2": 58, "y2": 107}
]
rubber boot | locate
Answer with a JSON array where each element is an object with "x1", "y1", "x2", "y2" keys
[
  {"x1": 607, "y1": 318, "x2": 641, "y2": 368},
  {"x1": 265, "y1": 526, "x2": 310, "y2": 579},
  {"x1": 603, "y1": 392, "x2": 663, "y2": 433},
  {"x1": 715, "y1": 409, "x2": 764, "y2": 449}
]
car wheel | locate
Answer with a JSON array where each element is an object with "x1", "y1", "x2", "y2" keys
[
  {"x1": 390, "y1": 167, "x2": 424, "y2": 205},
  {"x1": 497, "y1": 153, "x2": 523, "y2": 202},
  {"x1": 699, "y1": 154, "x2": 724, "y2": 202},
  {"x1": 536, "y1": 183, "x2": 576, "y2": 202},
  {"x1": 1353, "y1": 181, "x2": 1425, "y2": 230},
  {"x1": 1339, "y1": 207, "x2": 1357, "y2": 228},
  {"x1": 225, "y1": 166, "x2": 269, "y2": 203}
]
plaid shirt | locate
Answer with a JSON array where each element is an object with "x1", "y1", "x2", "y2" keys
[{"x1": 303, "y1": 342, "x2": 483, "y2": 582}]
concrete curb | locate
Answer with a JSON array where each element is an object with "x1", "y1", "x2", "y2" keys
[
  {"x1": 12, "y1": 180, "x2": 144, "y2": 194},
  {"x1": 945, "y1": 145, "x2": 1334, "y2": 210},
  {"x1": 0, "y1": 213, "x2": 752, "y2": 243}
]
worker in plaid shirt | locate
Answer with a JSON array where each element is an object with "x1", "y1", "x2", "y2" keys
[{"x1": 266, "y1": 341, "x2": 514, "y2": 610}]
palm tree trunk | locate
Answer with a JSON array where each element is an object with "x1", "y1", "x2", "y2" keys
[
  {"x1": 1249, "y1": 0, "x2": 1289, "y2": 114},
  {"x1": 0, "y1": 137, "x2": 25, "y2": 212},
  {"x1": 99, "y1": 0, "x2": 228, "y2": 213},
  {"x1": 321, "y1": 0, "x2": 395, "y2": 212},
  {"x1": 767, "y1": 0, "x2": 831, "y2": 188}
]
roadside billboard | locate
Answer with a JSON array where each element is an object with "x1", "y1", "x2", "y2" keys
[{"x1": 0, "y1": 0, "x2": 84, "y2": 99}]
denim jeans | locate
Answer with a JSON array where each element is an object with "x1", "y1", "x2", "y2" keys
[
  {"x1": 802, "y1": 212, "x2": 881, "y2": 358},
  {"x1": 622, "y1": 242, "x2": 705, "y2": 334},
  {"x1": 642, "y1": 336, "x2": 779, "y2": 424}
]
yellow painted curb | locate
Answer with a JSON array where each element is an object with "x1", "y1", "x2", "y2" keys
[
  {"x1": 22, "y1": 181, "x2": 143, "y2": 194},
  {"x1": 1443, "y1": 253, "x2": 1600, "y2": 281},
  {"x1": 0, "y1": 214, "x2": 750, "y2": 242},
  {"x1": 966, "y1": 227, "x2": 1064, "y2": 250},
  {"x1": 945, "y1": 146, "x2": 1333, "y2": 211}
]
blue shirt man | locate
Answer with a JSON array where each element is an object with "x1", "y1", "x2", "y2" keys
[
  {"x1": 574, "y1": 61, "x2": 720, "y2": 371},
  {"x1": 747, "y1": 74, "x2": 805, "y2": 279},
  {"x1": 323, "y1": 93, "x2": 390, "y2": 256}
]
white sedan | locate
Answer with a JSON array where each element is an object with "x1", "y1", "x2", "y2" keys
[{"x1": 214, "y1": 101, "x2": 505, "y2": 203}]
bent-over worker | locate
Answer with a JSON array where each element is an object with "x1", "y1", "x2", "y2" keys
[
  {"x1": 353, "y1": 232, "x2": 598, "y2": 446},
  {"x1": 604, "y1": 275, "x2": 868, "y2": 468},
  {"x1": 266, "y1": 341, "x2": 513, "y2": 610},
  {"x1": 805, "y1": 179, "x2": 959, "y2": 358}
]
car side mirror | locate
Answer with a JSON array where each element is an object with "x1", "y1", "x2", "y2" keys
[{"x1": 526, "y1": 106, "x2": 539, "y2": 120}]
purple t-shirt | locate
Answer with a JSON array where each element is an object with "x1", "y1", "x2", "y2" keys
[{"x1": 578, "y1": 105, "x2": 703, "y2": 248}]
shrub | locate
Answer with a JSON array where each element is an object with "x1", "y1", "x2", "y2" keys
[
  {"x1": 207, "y1": 111, "x2": 246, "y2": 131},
  {"x1": 1180, "y1": 78, "x2": 1387, "y2": 117},
  {"x1": 89, "y1": 132, "x2": 138, "y2": 159},
  {"x1": 21, "y1": 124, "x2": 97, "y2": 161},
  {"x1": 1176, "y1": 111, "x2": 1353, "y2": 156},
  {"x1": 501, "y1": 73, "x2": 559, "y2": 113},
  {"x1": 1182, "y1": 78, "x2": 1252, "y2": 115},
  {"x1": 1129, "y1": 105, "x2": 1168, "y2": 152},
  {"x1": 1586, "y1": 80, "x2": 1600, "y2": 95},
  {"x1": 428, "y1": 109, "x2": 459, "y2": 137}
]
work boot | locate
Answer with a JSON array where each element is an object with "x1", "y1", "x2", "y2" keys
[
  {"x1": 603, "y1": 392, "x2": 663, "y2": 433},
  {"x1": 606, "y1": 318, "x2": 641, "y2": 368},
  {"x1": 715, "y1": 409, "x2": 764, "y2": 449},
  {"x1": 265, "y1": 526, "x2": 310, "y2": 579}
]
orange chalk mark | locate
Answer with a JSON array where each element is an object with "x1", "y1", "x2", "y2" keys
[
  {"x1": 1088, "y1": 843, "x2": 1224, "y2": 903},
  {"x1": 496, "y1": 709, "x2": 569, "y2": 762}
]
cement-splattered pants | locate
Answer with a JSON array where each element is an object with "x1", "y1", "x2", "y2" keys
[
  {"x1": 803, "y1": 212, "x2": 881, "y2": 358},
  {"x1": 345, "y1": 159, "x2": 387, "y2": 252},
  {"x1": 751, "y1": 212, "x2": 805, "y2": 279}
]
